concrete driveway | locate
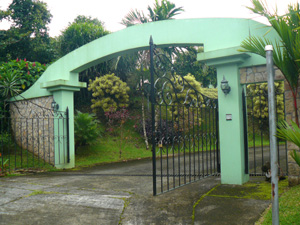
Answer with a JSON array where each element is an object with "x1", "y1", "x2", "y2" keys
[{"x1": 0, "y1": 159, "x2": 270, "y2": 225}]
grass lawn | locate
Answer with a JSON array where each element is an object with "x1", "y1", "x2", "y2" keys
[
  {"x1": 256, "y1": 184, "x2": 300, "y2": 225},
  {"x1": 1, "y1": 147, "x2": 55, "y2": 176},
  {"x1": 75, "y1": 119, "x2": 152, "y2": 167}
]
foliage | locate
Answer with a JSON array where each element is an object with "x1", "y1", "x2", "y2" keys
[
  {"x1": 119, "y1": 0, "x2": 185, "y2": 81},
  {"x1": 58, "y1": 15, "x2": 112, "y2": 109},
  {"x1": 121, "y1": 0, "x2": 184, "y2": 26},
  {"x1": 58, "y1": 15, "x2": 110, "y2": 57},
  {"x1": 74, "y1": 111, "x2": 101, "y2": 148},
  {"x1": 0, "y1": 132, "x2": 13, "y2": 151},
  {"x1": 105, "y1": 107, "x2": 131, "y2": 158},
  {"x1": 0, "y1": 59, "x2": 46, "y2": 111},
  {"x1": 88, "y1": 73, "x2": 130, "y2": 114},
  {"x1": 276, "y1": 120, "x2": 300, "y2": 167},
  {"x1": 240, "y1": 0, "x2": 300, "y2": 126},
  {"x1": 0, "y1": 157, "x2": 9, "y2": 176},
  {"x1": 0, "y1": 0, "x2": 56, "y2": 63},
  {"x1": 0, "y1": 59, "x2": 46, "y2": 92},
  {"x1": 173, "y1": 47, "x2": 217, "y2": 87},
  {"x1": 247, "y1": 82, "x2": 284, "y2": 120},
  {"x1": 167, "y1": 74, "x2": 218, "y2": 126}
]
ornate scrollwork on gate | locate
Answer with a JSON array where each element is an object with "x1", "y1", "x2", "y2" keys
[{"x1": 149, "y1": 37, "x2": 220, "y2": 195}]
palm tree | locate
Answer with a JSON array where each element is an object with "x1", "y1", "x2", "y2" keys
[
  {"x1": 121, "y1": 0, "x2": 184, "y2": 27},
  {"x1": 240, "y1": 0, "x2": 300, "y2": 127}
]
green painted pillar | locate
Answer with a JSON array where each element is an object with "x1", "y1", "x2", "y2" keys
[
  {"x1": 216, "y1": 63, "x2": 249, "y2": 185},
  {"x1": 44, "y1": 80, "x2": 86, "y2": 169}
]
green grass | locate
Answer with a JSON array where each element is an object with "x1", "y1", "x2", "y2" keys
[
  {"x1": 1, "y1": 147, "x2": 55, "y2": 175},
  {"x1": 247, "y1": 133, "x2": 286, "y2": 148},
  {"x1": 75, "y1": 119, "x2": 152, "y2": 167},
  {"x1": 256, "y1": 184, "x2": 300, "y2": 225}
]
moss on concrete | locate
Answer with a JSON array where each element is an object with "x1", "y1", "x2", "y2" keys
[{"x1": 191, "y1": 178, "x2": 289, "y2": 224}]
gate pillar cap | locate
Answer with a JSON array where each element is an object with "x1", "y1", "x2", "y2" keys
[{"x1": 41, "y1": 79, "x2": 86, "y2": 92}]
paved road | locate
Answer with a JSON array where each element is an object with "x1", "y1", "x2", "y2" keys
[{"x1": 0, "y1": 158, "x2": 270, "y2": 225}]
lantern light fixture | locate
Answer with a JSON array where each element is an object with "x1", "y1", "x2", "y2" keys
[{"x1": 221, "y1": 76, "x2": 231, "y2": 95}]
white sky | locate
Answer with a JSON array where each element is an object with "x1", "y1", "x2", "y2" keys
[{"x1": 0, "y1": 0, "x2": 299, "y2": 37}]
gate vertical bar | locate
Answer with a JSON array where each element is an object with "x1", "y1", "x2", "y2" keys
[
  {"x1": 66, "y1": 107, "x2": 70, "y2": 163},
  {"x1": 242, "y1": 89, "x2": 249, "y2": 174},
  {"x1": 216, "y1": 101, "x2": 220, "y2": 173},
  {"x1": 150, "y1": 36, "x2": 157, "y2": 196}
]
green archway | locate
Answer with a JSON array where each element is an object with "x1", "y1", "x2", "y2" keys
[{"x1": 13, "y1": 18, "x2": 278, "y2": 184}]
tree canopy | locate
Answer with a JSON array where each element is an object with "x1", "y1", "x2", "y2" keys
[
  {"x1": 0, "y1": 0, "x2": 56, "y2": 63},
  {"x1": 58, "y1": 15, "x2": 110, "y2": 57}
]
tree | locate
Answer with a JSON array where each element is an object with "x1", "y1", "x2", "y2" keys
[
  {"x1": 240, "y1": 0, "x2": 300, "y2": 126},
  {"x1": 121, "y1": 0, "x2": 184, "y2": 26},
  {"x1": 0, "y1": 0, "x2": 56, "y2": 63},
  {"x1": 58, "y1": 15, "x2": 110, "y2": 56}
]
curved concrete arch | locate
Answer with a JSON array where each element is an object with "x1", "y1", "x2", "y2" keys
[{"x1": 17, "y1": 18, "x2": 278, "y2": 100}]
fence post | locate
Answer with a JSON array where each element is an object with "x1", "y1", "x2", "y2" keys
[{"x1": 265, "y1": 45, "x2": 279, "y2": 225}]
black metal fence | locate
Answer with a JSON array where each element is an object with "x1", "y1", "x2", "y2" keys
[
  {"x1": 0, "y1": 102, "x2": 69, "y2": 175},
  {"x1": 150, "y1": 37, "x2": 220, "y2": 195},
  {"x1": 243, "y1": 82, "x2": 288, "y2": 176}
]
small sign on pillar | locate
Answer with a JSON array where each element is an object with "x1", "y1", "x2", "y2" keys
[{"x1": 226, "y1": 114, "x2": 232, "y2": 121}]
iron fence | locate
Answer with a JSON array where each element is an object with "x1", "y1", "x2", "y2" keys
[
  {"x1": 243, "y1": 82, "x2": 288, "y2": 176},
  {"x1": 0, "y1": 102, "x2": 69, "y2": 175}
]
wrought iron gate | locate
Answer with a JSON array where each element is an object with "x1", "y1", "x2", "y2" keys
[
  {"x1": 0, "y1": 100, "x2": 69, "y2": 174},
  {"x1": 149, "y1": 37, "x2": 220, "y2": 195},
  {"x1": 242, "y1": 82, "x2": 288, "y2": 176}
]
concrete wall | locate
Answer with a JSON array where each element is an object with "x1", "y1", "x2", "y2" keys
[
  {"x1": 240, "y1": 65, "x2": 300, "y2": 186},
  {"x1": 10, "y1": 96, "x2": 55, "y2": 165}
]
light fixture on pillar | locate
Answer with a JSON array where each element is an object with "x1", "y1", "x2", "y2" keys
[
  {"x1": 51, "y1": 100, "x2": 59, "y2": 111},
  {"x1": 221, "y1": 76, "x2": 231, "y2": 95}
]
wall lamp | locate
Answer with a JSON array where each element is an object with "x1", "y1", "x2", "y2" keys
[
  {"x1": 221, "y1": 76, "x2": 231, "y2": 95},
  {"x1": 51, "y1": 100, "x2": 59, "y2": 111}
]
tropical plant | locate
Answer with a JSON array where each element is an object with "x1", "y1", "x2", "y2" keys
[
  {"x1": 74, "y1": 111, "x2": 101, "y2": 148},
  {"x1": 121, "y1": 0, "x2": 183, "y2": 27},
  {"x1": 276, "y1": 120, "x2": 300, "y2": 167},
  {"x1": 58, "y1": 15, "x2": 110, "y2": 56},
  {"x1": 0, "y1": 0, "x2": 56, "y2": 63},
  {"x1": 240, "y1": 0, "x2": 300, "y2": 127},
  {"x1": 88, "y1": 73, "x2": 130, "y2": 114}
]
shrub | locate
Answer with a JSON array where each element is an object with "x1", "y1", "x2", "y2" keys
[
  {"x1": 0, "y1": 132, "x2": 13, "y2": 152},
  {"x1": 104, "y1": 107, "x2": 131, "y2": 158},
  {"x1": 88, "y1": 73, "x2": 130, "y2": 113},
  {"x1": 0, "y1": 59, "x2": 47, "y2": 93},
  {"x1": 167, "y1": 73, "x2": 217, "y2": 128},
  {"x1": 74, "y1": 111, "x2": 101, "y2": 148},
  {"x1": 247, "y1": 82, "x2": 284, "y2": 131}
]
